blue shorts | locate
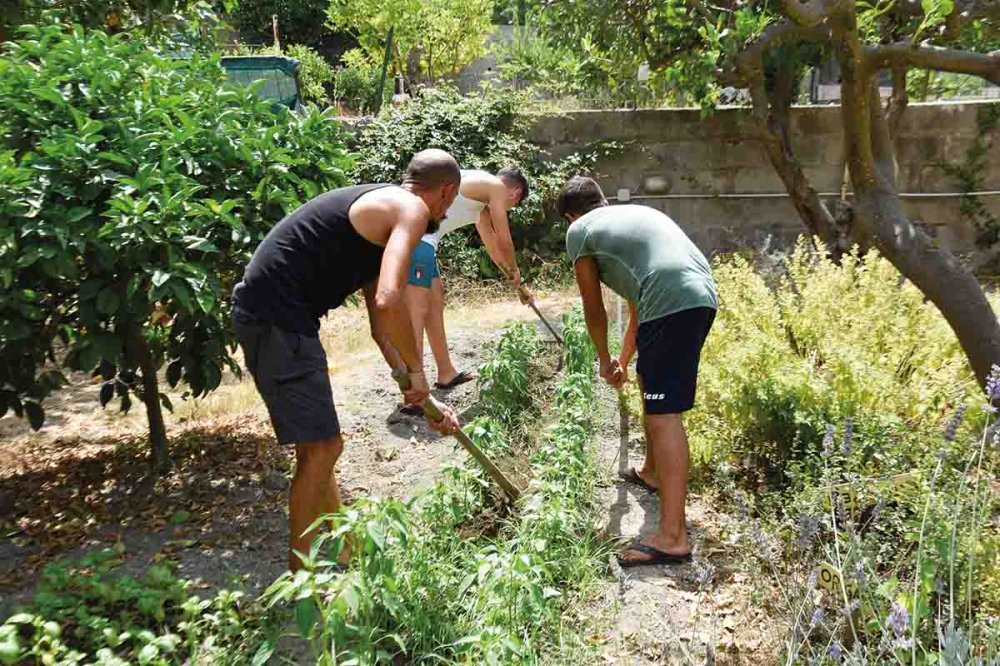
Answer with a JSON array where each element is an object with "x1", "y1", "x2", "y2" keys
[{"x1": 407, "y1": 240, "x2": 440, "y2": 288}]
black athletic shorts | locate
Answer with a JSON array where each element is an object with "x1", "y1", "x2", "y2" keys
[
  {"x1": 232, "y1": 307, "x2": 339, "y2": 445},
  {"x1": 635, "y1": 306, "x2": 716, "y2": 415}
]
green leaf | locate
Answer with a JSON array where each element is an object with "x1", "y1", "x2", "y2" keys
[
  {"x1": 96, "y1": 287, "x2": 121, "y2": 315},
  {"x1": 250, "y1": 640, "x2": 274, "y2": 666},
  {"x1": 66, "y1": 206, "x2": 92, "y2": 223},
  {"x1": 294, "y1": 598, "x2": 316, "y2": 637},
  {"x1": 152, "y1": 270, "x2": 171, "y2": 288}
]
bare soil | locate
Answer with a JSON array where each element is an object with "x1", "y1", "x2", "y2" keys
[{"x1": 0, "y1": 290, "x2": 574, "y2": 617}]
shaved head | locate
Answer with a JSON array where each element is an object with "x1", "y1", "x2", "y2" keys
[{"x1": 402, "y1": 149, "x2": 461, "y2": 190}]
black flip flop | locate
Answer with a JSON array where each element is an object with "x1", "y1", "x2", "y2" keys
[
  {"x1": 616, "y1": 539, "x2": 692, "y2": 568},
  {"x1": 434, "y1": 370, "x2": 476, "y2": 390},
  {"x1": 618, "y1": 467, "x2": 659, "y2": 494},
  {"x1": 399, "y1": 404, "x2": 424, "y2": 417}
]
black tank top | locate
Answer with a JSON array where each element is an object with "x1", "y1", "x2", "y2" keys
[{"x1": 232, "y1": 184, "x2": 392, "y2": 334}]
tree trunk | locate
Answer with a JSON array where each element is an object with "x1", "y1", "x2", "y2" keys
[
  {"x1": 852, "y1": 187, "x2": 1000, "y2": 388},
  {"x1": 129, "y1": 326, "x2": 169, "y2": 471},
  {"x1": 828, "y1": 10, "x2": 1000, "y2": 389}
]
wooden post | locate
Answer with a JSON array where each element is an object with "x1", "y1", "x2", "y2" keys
[{"x1": 272, "y1": 14, "x2": 280, "y2": 51}]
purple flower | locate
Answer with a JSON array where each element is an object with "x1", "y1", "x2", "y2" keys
[
  {"x1": 841, "y1": 418, "x2": 854, "y2": 456},
  {"x1": 829, "y1": 640, "x2": 843, "y2": 661},
  {"x1": 794, "y1": 513, "x2": 820, "y2": 550},
  {"x1": 888, "y1": 602, "x2": 914, "y2": 649},
  {"x1": 852, "y1": 560, "x2": 868, "y2": 588},
  {"x1": 842, "y1": 598, "x2": 861, "y2": 615},
  {"x1": 822, "y1": 424, "x2": 835, "y2": 457},
  {"x1": 987, "y1": 364, "x2": 1000, "y2": 401},
  {"x1": 942, "y1": 405, "x2": 967, "y2": 442},
  {"x1": 809, "y1": 606, "x2": 825, "y2": 629}
]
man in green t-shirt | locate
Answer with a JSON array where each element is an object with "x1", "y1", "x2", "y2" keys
[{"x1": 559, "y1": 176, "x2": 718, "y2": 568}]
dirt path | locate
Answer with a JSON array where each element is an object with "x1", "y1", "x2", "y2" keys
[
  {"x1": 589, "y1": 381, "x2": 781, "y2": 665},
  {"x1": 0, "y1": 289, "x2": 575, "y2": 617}
]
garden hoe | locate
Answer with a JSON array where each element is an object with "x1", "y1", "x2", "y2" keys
[
  {"x1": 393, "y1": 372, "x2": 522, "y2": 503},
  {"x1": 512, "y1": 279, "x2": 563, "y2": 346}
]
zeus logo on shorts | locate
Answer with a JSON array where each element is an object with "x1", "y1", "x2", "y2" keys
[{"x1": 644, "y1": 393, "x2": 666, "y2": 400}]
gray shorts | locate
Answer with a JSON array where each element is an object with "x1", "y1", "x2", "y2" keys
[{"x1": 232, "y1": 310, "x2": 339, "y2": 445}]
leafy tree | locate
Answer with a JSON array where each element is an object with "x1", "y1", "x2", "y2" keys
[
  {"x1": 0, "y1": 19, "x2": 352, "y2": 468},
  {"x1": 325, "y1": 0, "x2": 494, "y2": 85},
  {"x1": 0, "y1": 0, "x2": 232, "y2": 41},
  {"x1": 528, "y1": 0, "x2": 1000, "y2": 389},
  {"x1": 228, "y1": 0, "x2": 329, "y2": 46}
]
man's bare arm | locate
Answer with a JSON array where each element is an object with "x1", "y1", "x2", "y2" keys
[
  {"x1": 619, "y1": 301, "x2": 638, "y2": 368},
  {"x1": 574, "y1": 256, "x2": 610, "y2": 364},
  {"x1": 475, "y1": 190, "x2": 518, "y2": 278},
  {"x1": 362, "y1": 281, "x2": 405, "y2": 373},
  {"x1": 371, "y1": 201, "x2": 427, "y2": 378}
]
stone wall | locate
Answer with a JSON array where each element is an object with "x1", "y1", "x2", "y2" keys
[{"x1": 527, "y1": 102, "x2": 1000, "y2": 256}]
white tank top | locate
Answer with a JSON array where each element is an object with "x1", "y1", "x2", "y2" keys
[{"x1": 421, "y1": 171, "x2": 487, "y2": 249}]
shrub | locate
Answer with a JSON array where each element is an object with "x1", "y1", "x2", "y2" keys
[
  {"x1": 228, "y1": 0, "x2": 329, "y2": 46},
  {"x1": 0, "y1": 20, "x2": 352, "y2": 465},
  {"x1": 332, "y1": 49, "x2": 390, "y2": 115},
  {"x1": 672, "y1": 241, "x2": 981, "y2": 487}
]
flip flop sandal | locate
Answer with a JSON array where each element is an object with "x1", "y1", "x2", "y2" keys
[
  {"x1": 399, "y1": 404, "x2": 424, "y2": 417},
  {"x1": 616, "y1": 539, "x2": 692, "y2": 568},
  {"x1": 435, "y1": 370, "x2": 476, "y2": 390},
  {"x1": 618, "y1": 467, "x2": 659, "y2": 494}
]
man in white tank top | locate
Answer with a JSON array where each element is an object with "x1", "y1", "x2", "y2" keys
[{"x1": 404, "y1": 166, "x2": 532, "y2": 393}]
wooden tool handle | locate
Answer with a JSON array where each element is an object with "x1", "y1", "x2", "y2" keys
[{"x1": 392, "y1": 371, "x2": 521, "y2": 502}]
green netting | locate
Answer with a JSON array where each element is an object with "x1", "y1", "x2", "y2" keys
[{"x1": 221, "y1": 56, "x2": 300, "y2": 109}]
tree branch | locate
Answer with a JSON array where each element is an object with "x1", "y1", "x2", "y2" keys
[
  {"x1": 885, "y1": 64, "x2": 909, "y2": 139},
  {"x1": 782, "y1": 0, "x2": 845, "y2": 26},
  {"x1": 865, "y1": 43, "x2": 1000, "y2": 85},
  {"x1": 715, "y1": 19, "x2": 832, "y2": 86}
]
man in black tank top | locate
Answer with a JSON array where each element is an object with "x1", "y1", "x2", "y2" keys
[{"x1": 232, "y1": 149, "x2": 462, "y2": 571}]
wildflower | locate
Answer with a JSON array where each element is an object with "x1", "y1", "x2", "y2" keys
[
  {"x1": 809, "y1": 606, "x2": 825, "y2": 629},
  {"x1": 986, "y1": 364, "x2": 1000, "y2": 401},
  {"x1": 822, "y1": 423, "x2": 835, "y2": 457},
  {"x1": 852, "y1": 560, "x2": 868, "y2": 588},
  {"x1": 841, "y1": 418, "x2": 854, "y2": 456},
  {"x1": 794, "y1": 513, "x2": 820, "y2": 550},
  {"x1": 942, "y1": 404, "x2": 967, "y2": 442},
  {"x1": 842, "y1": 598, "x2": 861, "y2": 615},
  {"x1": 829, "y1": 640, "x2": 843, "y2": 662},
  {"x1": 834, "y1": 493, "x2": 849, "y2": 525},
  {"x1": 934, "y1": 577, "x2": 946, "y2": 596},
  {"x1": 807, "y1": 570, "x2": 818, "y2": 591},
  {"x1": 887, "y1": 602, "x2": 914, "y2": 649}
]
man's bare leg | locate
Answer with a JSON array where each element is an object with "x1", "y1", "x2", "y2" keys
[
  {"x1": 424, "y1": 277, "x2": 460, "y2": 385},
  {"x1": 619, "y1": 413, "x2": 691, "y2": 561},
  {"x1": 635, "y1": 377, "x2": 658, "y2": 490},
  {"x1": 289, "y1": 435, "x2": 344, "y2": 571},
  {"x1": 404, "y1": 284, "x2": 432, "y2": 367}
]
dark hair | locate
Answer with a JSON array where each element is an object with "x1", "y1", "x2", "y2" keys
[
  {"x1": 403, "y1": 149, "x2": 461, "y2": 189},
  {"x1": 556, "y1": 176, "x2": 605, "y2": 218},
  {"x1": 497, "y1": 165, "x2": 529, "y2": 206}
]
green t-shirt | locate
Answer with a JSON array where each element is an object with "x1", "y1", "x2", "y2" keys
[{"x1": 565, "y1": 204, "x2": 718, "y2": 323}]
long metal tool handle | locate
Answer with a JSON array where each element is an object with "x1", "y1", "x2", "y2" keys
[
  {"x1": 529, "y1": 301, "x2": 564, "y2": 346},
  {"x1": 393, "y1": 373, "x2": 521, "y2": 502}
]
